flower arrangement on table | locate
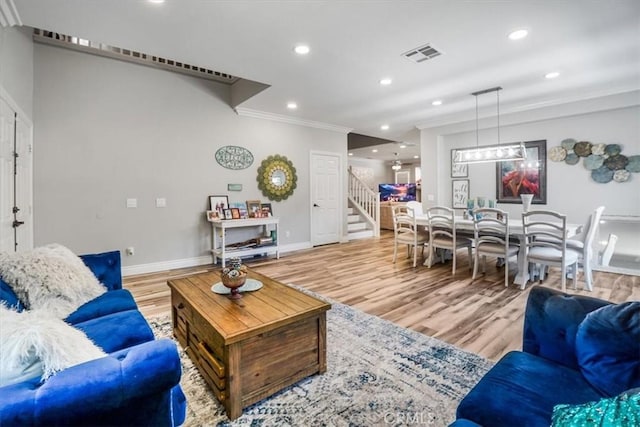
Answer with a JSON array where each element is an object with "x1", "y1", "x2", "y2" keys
[{"x1": 220, "y1": 258, "x2": 248, "y2": 299}]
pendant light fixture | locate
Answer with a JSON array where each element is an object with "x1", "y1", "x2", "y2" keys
[
  {"x1": 391, "y1": 152, "x2": 402, "y2": 171},
  {"x1": 453, "y1": 86, "x2": 526, "y2": 165}
]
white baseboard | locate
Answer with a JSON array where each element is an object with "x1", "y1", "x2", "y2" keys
[{"x1": 121, "y1": 242, "x2": 313, "y2": 277}]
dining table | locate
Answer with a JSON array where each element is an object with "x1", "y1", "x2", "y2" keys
[{"x1": 414, "y1": 214, "x2": 579, "y2": 288}]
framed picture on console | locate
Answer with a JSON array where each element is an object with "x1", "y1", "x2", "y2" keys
[
  {"x1": 223, "y1": 209, "x2": 233, "y2": 220},
  {"x1": 261, "y1": 203, "x2": 273, "y2": 217},
  {"x1": 206, "y1": 210, "x2": 220, "y2": 221},
  {"x1": 209, "y1": 195, "x2": 229, "y2": 212},
  {"x1": 246, "y1": 200, "x2": 261, "y2": 218},
  {"x1": 231, "y1": 208, "x2": 241, "y2": 220}
]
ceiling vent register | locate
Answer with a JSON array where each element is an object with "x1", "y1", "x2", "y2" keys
[
  {"x1": 32, "y1": 28, "x2": 239, "y2": 84},
  {"x1": 402, "y1": 43, "x2": 442, "y2": 63}
]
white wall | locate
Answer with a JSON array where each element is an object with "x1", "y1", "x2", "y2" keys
[
  {"x1": 32, "y1": 43, "x2": 347, "y2": 268},
  {"x1": 0, "y1": 26, "x2": 33, "y2": 118}
]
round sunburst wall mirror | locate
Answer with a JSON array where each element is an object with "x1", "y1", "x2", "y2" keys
[{"x1": 257, "y1": 155, "x2": 297, "y2": 201}]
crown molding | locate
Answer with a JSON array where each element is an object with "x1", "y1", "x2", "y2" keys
[
  {"x1": 0, "y1": 0, "x2": 21, "y2": 27},
  {"x1": 235, "y1": 107, "x2": 353, "y2": 134}
]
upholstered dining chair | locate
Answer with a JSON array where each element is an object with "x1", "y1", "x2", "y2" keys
[
  {"x1": 566, "y1": 206, "x2": 605, "y2": 291},
  {"x1": 522, "y1": 210, "x2": 578, "y2": 292},
  {"x1": 392, "y1": 205, "x2": 429, "y2": 268},
  {"x1": 472, "y1": 208, "x2": 520, "y2": 287},
  {"x1": 425, "y1": 206, "x2": 473, "y2": 275}
]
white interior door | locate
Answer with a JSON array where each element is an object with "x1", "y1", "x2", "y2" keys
[
  {"x1": 311, "y1": 152, "x2": 341, "y2": 246},
  {"x1": 0, "y1": 95, "x2": 33, "y2": 252}
]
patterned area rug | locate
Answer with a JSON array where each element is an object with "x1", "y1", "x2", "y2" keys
[{"x1": 148, "y1": 287, "x2": 493, "y2": 426}]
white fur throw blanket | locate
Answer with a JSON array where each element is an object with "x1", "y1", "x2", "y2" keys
[
  {"x1": 0, "y1": 304, "x2": 106, "y2": 386},
  {"x1": 0, "y1": 244, "x2": 106, "y2": 319}
]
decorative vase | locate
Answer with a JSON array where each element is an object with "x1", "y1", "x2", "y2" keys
[
  {"x1": 521, "y1": 194, "x2": 534, "y2": 213},
  {"x1": 221, "y1": 257, "x2": 247, "y2": 299}
]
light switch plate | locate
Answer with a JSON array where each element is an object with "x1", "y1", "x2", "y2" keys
[
  {"x1": 156, "y1": 198, "x2": 167, "y2": 208},
  {"x1": 126, "y1": 198, "x2": 137, "y2": 208}
]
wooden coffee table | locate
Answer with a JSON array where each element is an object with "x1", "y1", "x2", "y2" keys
[{"x1": 167, "y1": 268, "x2": 330, "y2": 420}]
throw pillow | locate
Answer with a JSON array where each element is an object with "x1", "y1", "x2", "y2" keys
[
  {"x1": 0, "y1": 244, "x2": 106, "y2": 318},
  {"x1": 0, "y1": 303, "x2": 106, "y2": 387},
  {"x1": 575, "y1": 301, "x2": 640, "y2": 396},
  {"x1": 551, "y1": 389, "x2": 640, "y2": 426}
]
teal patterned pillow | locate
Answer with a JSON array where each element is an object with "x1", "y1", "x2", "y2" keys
[{"x1": 551, "y1": 390, "x2": 640, "y2": 427}]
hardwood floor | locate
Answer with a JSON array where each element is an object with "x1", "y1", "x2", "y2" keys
[{"x1": 124, "y1": 231, "x2": 638, "y2": 362}]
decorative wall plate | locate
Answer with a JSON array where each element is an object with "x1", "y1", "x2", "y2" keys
[
  {"x1": 591, "y1": 166, "x2": 614, "y2": 183},
  {"x1": 591, "y1": 143, "x2": 606, "y2": 156},
  {"x1": 604, "y1": 154, "x2": 628, "y2": 171},
  {"x1": 257, "y1": 155, "x2": 297, "y2": 201},
  {"x1": 604, "y1": 144, "x2": 621, "y2": 156},
  {"x1": 574, "y1": 141, "x2": 592, "y2": 157},
  {"x1": 583, "y1": 154, "x2": 604, "y2": 170},
  {"x1": 548, "y1": 146, "x2": 567, "y2": 162},
  {"x1": 565, "y1": 153, "x2": 580, "y2": 165},
  {"x1": 613, "y1": 170, "x2": 630, "y2": 183},
  {"x1": 215, "y1": 145, "x2": 254, "y2": 170},
  {"x1": 561, "y1": 138, "x2": 577, "y2": 150},
  {"x1": 626, "y1": 155, "x2": 640, "y2": 173}
]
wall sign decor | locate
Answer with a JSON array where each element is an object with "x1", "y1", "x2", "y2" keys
[
  {"x1": 227, "y1": 184, "x2": 243, "y2": 191},
  {"x1": 496, "y1": 140, "x2": 547, "y2": 204},
  {"x1": 549, "y1": 139, "x2": 638, "y2": 184},
  {"x1": 257, "y1": 155, "x2": 297, "y2": 201},
  {"x1": 215, "y1": 145, "x2": 254, "y2": 170},
  {"x1": 451, "y1": 149, "x2": 468, "y2": 178},
  {"x1": 452, "y1": 179, "x2": 470, "y2": 209}
]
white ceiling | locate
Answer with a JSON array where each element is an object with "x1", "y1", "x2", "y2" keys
[{"x1": 11, "y1": 0, "x2": 640, "y2": 162}]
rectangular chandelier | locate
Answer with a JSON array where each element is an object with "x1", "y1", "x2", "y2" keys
[{"x1": 453, "y1": 142, "x2": 527, "y2": 165}]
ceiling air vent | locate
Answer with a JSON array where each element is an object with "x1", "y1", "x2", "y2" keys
[
  {"x1": 402, "y1": 43, "x2": 442, "y2": 63},
  {"x1": 32, "y1": 28, "x2": 239, "y2": 85}
]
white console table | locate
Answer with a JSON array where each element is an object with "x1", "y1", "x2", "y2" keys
[{"x1": 209, "y1": 217, "x2": 279, "y2": 267}]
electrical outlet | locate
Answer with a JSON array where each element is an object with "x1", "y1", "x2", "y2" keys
[
  {"x1": 126, "y1": 247, "x2": 135, "y2": 256},
  {"x1": 285, "y1": 230, "x2": 290, "y2": 238}
]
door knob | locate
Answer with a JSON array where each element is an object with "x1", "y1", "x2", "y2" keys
[
  {"x1": 12, "y1": 220, "x2": 24, "y2": 228},
  {"x1": 313, "y1": 203, "x2": 320, "y2": 207}
]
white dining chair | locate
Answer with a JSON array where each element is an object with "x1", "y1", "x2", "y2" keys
[
  {"x1": 472, "y1": 208, "x2": 520, "y2": 287},
  {"x1": 566, "y1": 206, "x2": 605, "y2": 291},
  {"x1": 392, "y1": 205, "x2": 429, "y2": 268},
  {"x1": 600, "y1": 234, "x2": 618, "y2": 266},
  {"x1": 522, "y1": 210, "x2": 578, "y2": 292},
  {"x1": 425, "y1": 206, "x2": 473, "y2": 275}
]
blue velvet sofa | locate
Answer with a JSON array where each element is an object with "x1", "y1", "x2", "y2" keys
[
  {"x1": 0, "y1": 250, "x2": 187, "y2": 426},
  {"x1": 451, "y1": 286, "x2": 639, "y2": 427}
]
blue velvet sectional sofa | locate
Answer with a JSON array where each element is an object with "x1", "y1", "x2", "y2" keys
[
  {"x1": 0, "y1": 250, "x2": 186, "y2": 426},
  {"x1": 451, "y1": 286, "x2": 639, "y2": 427}
]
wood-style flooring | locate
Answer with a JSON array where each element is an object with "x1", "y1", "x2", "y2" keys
[{"x1": 124, "y1": 231, "x2": 638, "y2": 362}]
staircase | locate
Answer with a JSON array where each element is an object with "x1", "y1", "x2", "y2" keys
[
  {"x1": 347, "y1": 167, "x2": 380, "y2": 241},
  {"x1": 347, "y1": 206, "x2": 374, "y2": 240}
]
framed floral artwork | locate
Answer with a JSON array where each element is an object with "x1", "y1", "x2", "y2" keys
[{"x1": 496, "y1": 140, "x2": 547, "y2": 204}]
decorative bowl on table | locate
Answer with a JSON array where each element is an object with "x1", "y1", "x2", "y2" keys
[{"x1": 221, "y1": 259, "x2": 248, "y2": 299}]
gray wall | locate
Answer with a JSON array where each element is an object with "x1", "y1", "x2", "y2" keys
[
  {"x1": 33, "y1": 43, "x2": 347, "y2": 268},
  {"x1": 0, "y1": 26, "x2": 33, "y2": 118}
]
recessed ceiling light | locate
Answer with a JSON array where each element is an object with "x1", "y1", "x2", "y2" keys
[
  {"x1": 147, "y1": 0, "x2": 165, "y2": 3},
  {"x1": 508, "y1": 29, "x2": 529, "y2": 40},
  {"x1": 286, "y1": 102, "x2": 298, "y2": 109},
  {"x1": 432, "y1": 100, "x2": 443, "y2": 106},
  {"x1": 545, "y1": 71, "x2": 560, "y2": 79},
  {"x1": 379, "y1": 78, "x2": 392, "y2": 86},
  {"x1": 372, "y1": 149, "x2": 378, "y2": 153},
  {"x1": 294, "y1": 45, "x2": 310, "y2": 55},
  {"x1": 414, "y1": 155, "x2": 419, "y2": 159},
  {"x1": 380, "y1": 124, "x2": 389, "y2": 130},
  {"x1": 400, "y1": 145, "x2": 407, "y2": 148},
  {"x1": 348, "y1": 152, "x2": 354, "y2": 156}
]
